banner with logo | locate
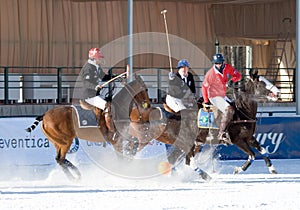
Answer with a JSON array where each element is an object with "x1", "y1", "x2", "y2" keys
[
  {"x1": 0, "y1": 117, "x2": 57, "y2": 166},
  {"x1": 1, "y1": 116, "x2": 300, "y2": 166},
  {"x1": 217, "y1": 116, "x2": 300, "y2": 159}
]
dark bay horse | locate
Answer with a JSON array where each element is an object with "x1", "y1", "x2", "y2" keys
[
  {"x1": 186, "y1": 69, "x2": 278, "y2": 175},
  {"x1": 25, "y1": 74, "x2": 151, "y2": 180},
  {"x1": 128, "y1": 69, "x2": 278, "y2": 181}
]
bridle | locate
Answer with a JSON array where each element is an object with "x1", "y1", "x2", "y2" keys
[
  {"x1": 227, "y1": 79, "x2": 259, "y2": 124},
  {"x1": 121, "y1": 77, "x2": 150, "y2": 122}
]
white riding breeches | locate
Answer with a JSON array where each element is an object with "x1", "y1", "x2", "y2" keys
[
  {"x1": 166, "y1": 94, "x2": 187, "y2": 113},
  {"x1": 85, "y1": 96, "x2": 107, "y2": 110},
  {"x1": 209, "y1": 96, "x2": 230, "y2": 113}
]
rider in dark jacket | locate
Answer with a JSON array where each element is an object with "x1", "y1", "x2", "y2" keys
[
  {"x1": 80, "y1": 47, "x2": 115, "y2": 138},
  {"x1": 80, "y1": 48, "x2": 112, "y2": 101},
  {"x1": 166, "y1": 59, "x2": 196, "y2": 112}
]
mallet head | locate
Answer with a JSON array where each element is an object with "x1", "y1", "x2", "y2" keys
[{"x1": 161, "y1": 9, "x2": 167, "y2": 15}]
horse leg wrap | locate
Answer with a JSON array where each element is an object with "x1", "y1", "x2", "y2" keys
[
  {"x1": 194, "y1": 167, "x2": 203, "y2": 174},
  {"x1": 268, "y1": 165, "x2": 278, "y2": 174},
  {"x1": 262, "y1": 153, "x2": 277, "y2": 173},
  {"x1": 263, "y1": 156, "x2": 272, "y2": 167},
  {"x1": 264, "y1": 158, "x2": 277, "y2": 173},
  {"x1": 189, "y1": 157, "x2": 197, "y2": 169},
  {"x1": 195, "y1": 167, "x2": 212, "y2": 182},
  {"x1": 260, "y1": 147, "x2": 269, "y2": 157},
  {"x1": 59, "y1": 159, "x2": 81, "y2": 181},
  {"x1": 234, "y1": 156, "x2": 254, "y2": 174},
  {"x1": 242, "y1": 156, "x2": 254, "y2": 171},
  {"x1": 260, "y1": 147, "x2": 274, "y2": 168}
]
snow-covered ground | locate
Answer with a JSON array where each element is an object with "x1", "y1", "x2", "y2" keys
[{"x1": 1, "y1": 157, "x2": 300, "y2": 210}]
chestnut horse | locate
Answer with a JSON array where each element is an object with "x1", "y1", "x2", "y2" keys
[
  {"x1": 25, "y1": 74, "x2": 151, "y2": 180},
  {"x1": 128, "y1": 69, "x2": 278, "y2": 181}
]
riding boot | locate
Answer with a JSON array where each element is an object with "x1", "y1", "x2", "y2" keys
[
  {"x1": 104, "y1": 102, "x2": 116, "y2": 141},
  {"x1": 218, "y1": 106, "x2": 234, "y2": 145}
]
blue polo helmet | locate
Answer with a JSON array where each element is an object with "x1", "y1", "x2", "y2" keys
[
  {"x1": 176, "y1": 59, "x2": 190, "y2": 69},
  {"x1": 212, "y1": 53, "x2": 225, "y2": 63}
]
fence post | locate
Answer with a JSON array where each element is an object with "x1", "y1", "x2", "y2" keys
[
  {"x1": 292, "y1": 68, "x2": 296, "y2": 102},
  {"x1": 107, "y1": 68, "x2": 113, "y2": 101},
  {"x1": 57, "y1": 67, "x2": 62, "y2": 104},
  {"x1": 4, "y1": 67, "x2": 9, "y2": 105},
  {"x1": 157, "y1": 68, "x2": 162, "y2": 103}
]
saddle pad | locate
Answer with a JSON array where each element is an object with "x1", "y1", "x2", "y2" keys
[
  {"x1": 197, "y1": 108, "x2": 218, "y2": 129},
  {"x1": 72, "y1": 105, "x2": 98, "y2": 128}
]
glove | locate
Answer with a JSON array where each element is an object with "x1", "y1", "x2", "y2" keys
[
  {"x1": 95, "y1": 84, "x2": 102, "y2": 91},
  {"x1": 169, "y1": 72, "x2": 175, "y2": 80},
  {"x1": 227, "y1": 80, "x2": 233, "y2": 88},
  {"x1": 227, "y1": 80, "x2": 239, "y2": 88}
]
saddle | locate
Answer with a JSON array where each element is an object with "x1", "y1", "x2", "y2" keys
[
  {"x1": 197, "y1": 108, "x2": 219, "y2": 129},
  {"x1": 72, "y1": 104, "x2": 99, "y2": 128},
  {"x1": 162, "y1": 103, "x2": 181, "y2": 120},
  {"x1": 162, "y1": 102, "x2": 220, "y2": 129},
  {"x1": 163, "y1": 103, "x2": 175, "y2": 114},
  {"x1": 79, "y1": 100, "x2": 117, "y2": 142}
]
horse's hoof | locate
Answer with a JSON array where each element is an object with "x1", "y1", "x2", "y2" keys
[
  {"x1": 233, "y1": 167, "x2": 243, "y2": 174},
  {"x1": 271, "y1": 170, "x2": 278, "y2": 174},
  {"x1": 199, "y1": 171, "x2": 212, "y2": 182},
  {"x1": 268, "y1": 165, "x2": 278, "y2": 174}
]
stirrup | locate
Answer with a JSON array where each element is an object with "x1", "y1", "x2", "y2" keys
[{"x1": 218, "y1": 132, "x2": 232, "y2": 145}]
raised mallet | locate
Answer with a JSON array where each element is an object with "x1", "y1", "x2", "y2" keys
[{"x1": 161, "y1": 9, "x2": 173, "y2": 73}]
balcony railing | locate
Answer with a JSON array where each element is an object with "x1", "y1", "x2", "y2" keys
[{"x1": 0, "y1": 66, "x2": 296, "y2": 105}]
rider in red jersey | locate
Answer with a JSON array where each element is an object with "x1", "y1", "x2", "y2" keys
[{"x1": 202, "y1": 53, "x2": 242, "y2": 144}]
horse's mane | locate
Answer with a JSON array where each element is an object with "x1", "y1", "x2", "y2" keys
[
  {"x1": 234, "y1": 79, "x2": 257, "y2": 120},
  {"x1": 111, "y1": 75, "x2": 146, "y2": 120}
]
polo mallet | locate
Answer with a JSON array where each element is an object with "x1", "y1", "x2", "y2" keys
[
  {"x1": 161, "y1": 9, "x2": 173, "y2": 73},
  {"x1": 95, "y1": 71, "x2": 127, "y2": 90},
  {"x1": 126, "y1": 64, "x2": 130, "y2": 80}
]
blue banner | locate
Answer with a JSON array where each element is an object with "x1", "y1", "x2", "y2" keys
[{"x1": 217, "y1": 116, "x2": 300, "y2": 159}]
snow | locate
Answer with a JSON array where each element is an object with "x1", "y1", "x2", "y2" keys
[{"x1": 1, "y1": 158, "x2": 300, "y2": 210}]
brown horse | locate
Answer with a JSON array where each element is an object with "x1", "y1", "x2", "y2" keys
[
  {"x1": 128, "y1": 69, "x2": 278, "y2": 181},
  {"x1": 25, "y1": 74, "x2": 151, "y2": 180},
  {"x1": 185, "y1": 69, "x2": 278, "y2": 175}
]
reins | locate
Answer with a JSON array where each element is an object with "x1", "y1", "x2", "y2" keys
[{"x1": 226, "y1": 82, "x2": 258, "y2": 124}]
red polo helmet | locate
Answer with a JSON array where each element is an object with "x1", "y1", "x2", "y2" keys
[{"x1": 88, "y1": 48, "x2": 104, "y2": 60}]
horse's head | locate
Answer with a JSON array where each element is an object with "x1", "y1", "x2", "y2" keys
[
  {"x1": 129, "y1": 74, "x2": 155, "y2": 122},
  {"x1": 248, "y1": 68, "x2": 279, "y2": 102},
  {"x1": 111, "y1": 74, "x2": 152, "y2": 123},
  {"x1": 234, "y1": 69, "x2": 279, "y2": 119},
  {"x1": 128, "y1": 74, "x2": 151, "y2": 109}
]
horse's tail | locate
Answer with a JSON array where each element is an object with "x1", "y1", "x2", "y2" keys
[{"x1": 25, "y1": 115, "x2": 44, "y2": 132}]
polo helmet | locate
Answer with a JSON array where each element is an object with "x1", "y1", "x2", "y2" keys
[
  {"x1": 212, "y1": 53, "x2": 225, "y2": 63},
  {"x1": 88, "y1": 48, "x2": 104, "y2": 60},
  {"x1": 177, "y1": 59, "x2": 190, "y2": 69}
]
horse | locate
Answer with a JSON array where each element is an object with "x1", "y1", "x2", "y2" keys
[
  {"x1": 127, "y1": 69, "x2": 278, "y2": 181},
  {"x1": 185, "y1": 68, "x2": 278, "y2": 175},
  {"x1": 25, "y1": 74, "x2": 151, "y2": 180}
]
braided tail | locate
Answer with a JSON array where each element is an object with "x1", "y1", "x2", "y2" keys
[{"x1": 25, "y1": 115, "x2": 44, "y2": 132}]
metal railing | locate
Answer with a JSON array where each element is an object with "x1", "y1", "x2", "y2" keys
[{"x1": 0, "y1": 66, "x2": 296, "y2": 105}]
